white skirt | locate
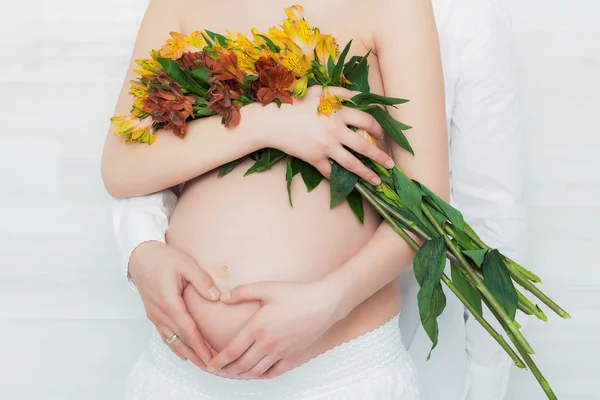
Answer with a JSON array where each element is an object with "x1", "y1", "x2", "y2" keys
[{"x1": 124, "y1": 314, "x2": 422, "y2": 400}]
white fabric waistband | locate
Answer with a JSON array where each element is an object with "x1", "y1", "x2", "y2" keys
[{"x1": 138, "y1": 314, "x2": 415, "y2": 399}]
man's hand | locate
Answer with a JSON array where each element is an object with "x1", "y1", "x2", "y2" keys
[
  {"x1": 206, "y1": 280, "x2": 345, "y2": 379},
  {"x1": 129, "y1": 241, "x2": 221, "y2": 369}
]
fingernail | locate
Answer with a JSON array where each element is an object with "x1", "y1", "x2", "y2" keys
[
  {"x1": 385, "y1": 159, "x2": 395, "y2": 169},
  {"x1": 221, "y1": 291, "x2": 231, "y2": 301},
  {"x1": 207, "y1": 366, "x2": 215, "y2": 373},
  {"x1": 371, "y1": 176, "x2": 382, "y2": 185},
  {"x1": 209, "y1": 286, "x2": 221, "y2": 301}
]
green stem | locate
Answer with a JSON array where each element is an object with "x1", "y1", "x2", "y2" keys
[
  {"x1": 461, "y1": 224, "x2": 542, "y2": 283},
  {"x1": 421, "y1": 206, "x2": 535, "y2": 354},
  {"x1": 355, "y1": 183, "x2": 419, "y2": 251},
  {"x1": 482, "y1": 297, "x2": 557, "y2": 400},
  {"x1": 441, "y1": 274, "x2": 526, "y2": 369},
  {"x1": 518, "y1": 291, "x2": 548, "y2": 322},
  {"x1": 359, "y1": 183, "x2": 529, "y2": 369},
  {"x1": 511, "y1": 270, "x2": 571, "y2": 319}
]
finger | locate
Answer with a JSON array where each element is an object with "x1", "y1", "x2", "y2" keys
[
  {"x1": 181, "y1": 261, "x2": 221, "y2": 302},
  {"x1": 339, "y1": 127, "x2": 394, "y2": 169},
  {"x1": 167, "y1": 297, "x2": 214, "y2": 364},
  {"x1": 220, "y1": 281, "x2": 277, "y2": 304},
  {"x1": 222, "y1": 342, "x2": 267, "y2": 376},
  {"x1": 207, "y1": 327, "x2": 256, "y2": 371},
  {"x1": 340, "y1": 107, "x2": 384, "y2": 140},
  {"x1": 158, "y1": 323, "x2": 207, "y2": 370},
  {"x1": 328, "y1": 146, "x2": 381, "y2": 185},
  {"x1": 241, "y1": 355, "x2": 280, "y2": 379},
  {"x1": 262, "y1": 359, "x2": 291, "y2": 379},
  {"x1": 326, "y1": 86, "x2": 360, "y2": 100},
  {"x1": 157, "y1": 324, "x2": 188, "y2": 361}
]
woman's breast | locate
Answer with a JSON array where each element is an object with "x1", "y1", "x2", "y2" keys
[{"x1": 166, "y1": 158, "x2": 381, "y2": 350}]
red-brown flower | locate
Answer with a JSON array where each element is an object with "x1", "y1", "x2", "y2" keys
[
  {"x1": 205, "y1": 51, "x2": 245, "y2": 83},
  {"x1": 177, "y1": 51, "x2": 208, "y2": 70},
  {"x1": 142, "y1": 73, "x2": 196, "y2": 137},
  {"x1": 255, "y1": 61, "x2": 295, "y2": 105},
  {"x1": 206, "y1": 80, "x2": 242, "y2": 127}
]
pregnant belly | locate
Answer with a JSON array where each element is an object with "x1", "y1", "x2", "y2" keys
[{"x1": 166, "y1": 158, "x2": 383, "y2": 353}]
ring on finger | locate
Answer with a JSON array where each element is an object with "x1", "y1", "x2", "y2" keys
[{"x1": 166, "y1": 333, "x2": 180, "y2": 344}]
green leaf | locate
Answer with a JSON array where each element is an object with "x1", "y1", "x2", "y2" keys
[
  {"x1": 189, "y1": 67, "x2": 211, "y2": 85},
  {"x1": 257, "y1": 34, "x2": 281, "y2": 53},
  {"x1": 300, "y1": 162, "x2": 323, "y2": 192},
  {"x1": 346, "y1": 188, "x2": 364, "y2": 224},
  {"x1": 285, "y1": 156, "x2": 304, "y2": 206},
  {"x1": 342, "y1": 55, "x2": 363, "y2": 77},
  {"x1": 451, "y1": 262, "x2": 483, "y2": 315},
  {"x1": 330, "y1": 162, "x2": 358, "y2": 208},
  {"x1": 332, "y1": 40, "x2": 352, "y2": 85},
  {"x1": 391, "y1": 167, "x2": 424, "y2": 221},
  {"x1": 205, "y1": 30, "x2": 228, "y2": 47},
  {"x1": 327, "y1": 56, "x2": 336, "y2": 80},
  {"x1": 482, "y1": 249, "x2": 518, "y2": 321},
  {"x1": 462, "y1": 249, "x2": 488, "y2": 267},
  {"x1": 156, "y1": 58, "x2": 206, "y2": 96},
  {"x1": 217, "y1": 157, "x2": 245, "y2": 177},
  {"x1": 350, "y1": 92, "x2": 410, "y2": 107},
  {"x1": 413, "y1": 237, "x2": 447, "y2": 358},
  {"x1": 366, "y1": 107, "x2": 414, "y2": 155},
  {"x1": 418, "y1": 183, "x2": 465, "y2": 231},
  {"x1": 244, "y1": 148, "x2": 284, "y2": 175},
  {"x1": 286, "y1": 157, "x2": 294, "y2": 207},
  {"x1": 345, "y1": 50, "x2": 371, "y2": 92}
]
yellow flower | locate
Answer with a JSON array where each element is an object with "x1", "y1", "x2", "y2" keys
[
  {"x1": 315, "y1": 34, "x2": 338, "y2": 71},
  {"x1": 284, "y1": 5, "x2": 305, "y2": 21},
  {"x1": 280, "y1": 47, "x2": 310, "y2": 76},
  {"x1": 226, "y1": 31, "x2": 261, "y2": 75},
  {"x1": 133, "y1": 58, "x2": 161, "y2": 78},
  {"x1": 290, "y1": 75, "x2": 308, "y2": 97},
  {"x1": 129, "y1": 80, "x2": 148, "y2": 100},
  {"x1": 356, "y1": 128, "x2": 378, "y2": 146},
  {"x1": 282, "y1": 19, "x2": 321, "y2": 56},
  {"x1": 317, "y1": 87, "x2": 342, "y2": 115},
  {"x1": 185, "y1": 30, "x2": 208, "y2": 49},
  {"x1": 111, "y1": 112, "x2": 156, "y2": 144},
  {"x1": 159, "y1": 32, "x2": 199, "y2": 60}
]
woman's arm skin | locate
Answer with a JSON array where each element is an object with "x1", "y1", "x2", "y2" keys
[{"x1": 207, "y1": 0, "x2": 449, "y2": 378}]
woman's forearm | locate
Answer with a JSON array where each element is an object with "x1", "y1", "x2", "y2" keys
[
  {"x1": 323, "y1": 221, "x2": 417, "y2": 320},
  {"x1": 102, "y1": 102, "x2": 269, "y2": 198}
]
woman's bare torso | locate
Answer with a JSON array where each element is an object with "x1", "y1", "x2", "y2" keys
[{"x1": 166, "y1": 0, "x2": 401, "y2": 368}]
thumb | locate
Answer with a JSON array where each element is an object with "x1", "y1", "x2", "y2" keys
[
  {"x1": 220, "y1": 281, "x2": 278, "y2": 304},
  {"x1": 181, "y1": 262, "x2": 221, "y2": 302}
]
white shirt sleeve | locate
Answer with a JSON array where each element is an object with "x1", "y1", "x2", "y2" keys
[
  {"x1": 111, "y1": 189, "x2": 179, "y2": 292},
  {"x1": 448, "y1": 2, "x2": 528, "y2": 399}
]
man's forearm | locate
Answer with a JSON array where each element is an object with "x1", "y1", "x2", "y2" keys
[{"x1": 324, "y1": 221, "x2": 417, "y2": 320}]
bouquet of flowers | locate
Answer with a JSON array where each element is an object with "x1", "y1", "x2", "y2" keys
[{"x1": 111, "y1": 5, "x2": 568, "y2": 399}]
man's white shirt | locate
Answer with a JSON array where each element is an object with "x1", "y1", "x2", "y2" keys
[{"x1": 111, "y1": 1, "x2": 527, "y2": 399}]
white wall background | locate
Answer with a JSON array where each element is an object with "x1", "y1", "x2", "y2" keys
[{"x1": 0, "y1": 0, "x2": 598, "y2": 399}]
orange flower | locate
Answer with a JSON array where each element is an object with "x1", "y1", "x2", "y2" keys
[
  {"x1": 255, "y1": 60, "x2": 295, "y2": 105},
  {"x1": 317, "y1": 87, "x2": 342, "y2": 115},
  {"x1": 205, "y1": 51, "x2": 245, "y2": 83}
]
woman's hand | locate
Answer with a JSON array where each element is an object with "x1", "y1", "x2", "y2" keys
[
  {"x1": 257, "y1": 86, "x2": 395, "y2": 185},
  {"x1": 206, "y1": 279, "x2": 344, "y2": 379},
  {"x1": 128, "y1": 241, "x2": 221, "y2": 369}
]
